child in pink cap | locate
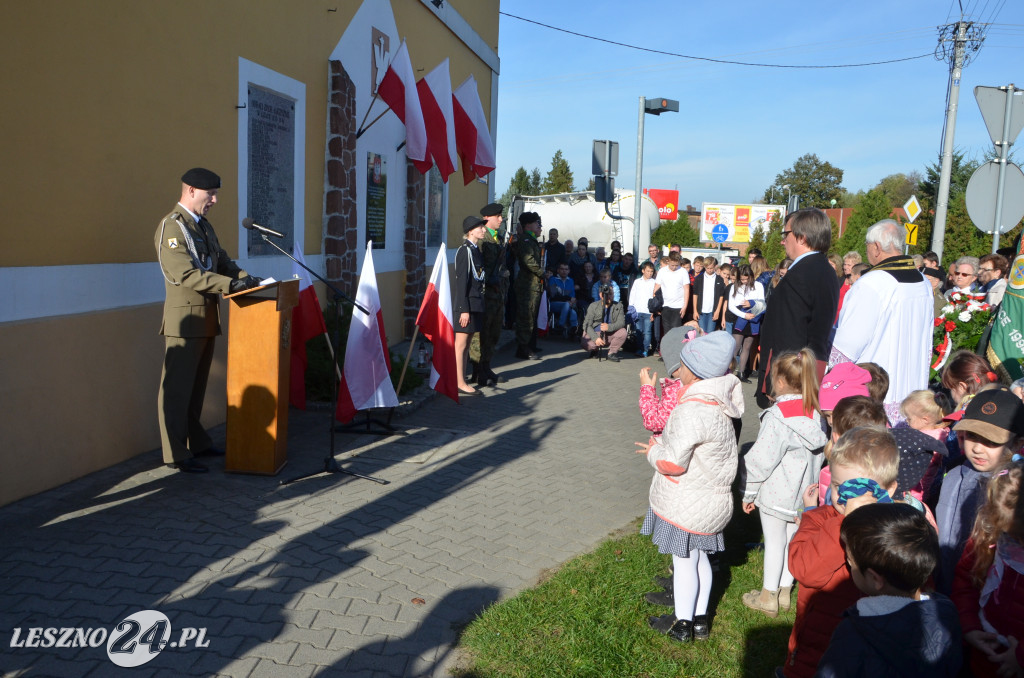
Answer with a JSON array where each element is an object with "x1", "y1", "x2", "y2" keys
[{"x1": 817, "y1": 363, "x2": 873, "y2": 505}]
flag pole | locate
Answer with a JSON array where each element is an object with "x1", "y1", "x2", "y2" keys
[
  {"x1": 354, "y1": 91, "x2": 381, "y2": 138},
  {"x1": 394, "y1": 326, "x2": 420, "y2": 398},
  {"x1": 356, "y1": 107, "x2": 391, "y2": 139},
  {"x1": 321, "y1": 332, "x2": 342, "y2": 382}
]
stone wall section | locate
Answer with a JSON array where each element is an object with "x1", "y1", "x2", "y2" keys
[
  {"x1": 324, "y1": 60, "x2": 358, "y2": 294},
  {"x1": 403, "y1": 162, "x2": 427, "y2": 338}
]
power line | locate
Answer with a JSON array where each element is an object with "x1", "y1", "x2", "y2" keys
[{"x1": 499, "y1": 12, "x2": 933, "y2": 69}]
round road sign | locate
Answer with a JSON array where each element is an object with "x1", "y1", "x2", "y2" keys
[
  {"x1": 711, "y1": 223, "x2": 729, "y2": 243},
  {"x1": 965, "y1": 160, "x2": 1024, "y2": 236}
]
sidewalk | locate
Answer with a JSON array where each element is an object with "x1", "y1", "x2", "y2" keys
[{"x1": 0, "y1": 333, "x2": 761, "y2": 678}]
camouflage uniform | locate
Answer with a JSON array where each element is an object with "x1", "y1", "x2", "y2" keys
[
  {"x1": 514, "y1": 231, "x2": 545, "y2": 352},
  {"x1": 470, "y1": 228, "x2": 507, "y2": 367}
]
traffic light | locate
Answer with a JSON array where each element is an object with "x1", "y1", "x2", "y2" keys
[{"x1": 644, "y1": 98, "x2": 679, "y2": 116}]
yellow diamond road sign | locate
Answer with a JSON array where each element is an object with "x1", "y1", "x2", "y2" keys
[{"x1": 904, "y1": 195, "x2": 922, "y2": 223}]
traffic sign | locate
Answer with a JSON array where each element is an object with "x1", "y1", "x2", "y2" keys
[
  {"x1": 903, "y1": 195, "x2": 922, "y2": 223},
  {"x1": 711, "y1": 223, "x2": 729, "y2": 243},
  {"x1": 905, "y1": 222, "x2": 918, "y2": 246},
  {"x1": 965, "y1": 160, "x2": 1024, "y2": 235},
  {"x1": 975, "y1": 86, "x2": 1024, "y2": 147}
]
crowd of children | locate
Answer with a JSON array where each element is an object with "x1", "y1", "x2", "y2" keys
[{"x1": 634, "y1": 329, "x2": 1024, "y2": 677}]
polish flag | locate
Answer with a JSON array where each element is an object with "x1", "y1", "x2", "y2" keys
[
  {"x1": 415, "y1": 244, "x2": 459, "y2": 402},
  {"x1": 413, "y1": 59, "x2": 458, "y2": 182},
  {"x1": 336, "y1": 242, "x2": 399, "y2": 423},
  {"x1": 537, "y1": 290, "x2": 549, "y2": 338},
  {"x1": 376, "y1": 40, "x2": 428, "y2": 163},
  {"x1": 452, "y1": 75, "x2": 496, "y2": 185},
  {"x1": 289, "y1": 244, "x2": 328, "y2": 410}
]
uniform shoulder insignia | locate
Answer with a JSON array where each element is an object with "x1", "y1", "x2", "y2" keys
[{"x1": 168, "y1": 238, "x2": 179, "y2": 249}]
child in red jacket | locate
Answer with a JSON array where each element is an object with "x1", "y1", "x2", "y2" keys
[
  {"x1": 951, "y1": 462, "x2": 1024, "y2": 678},
  {"x1": 782, "y1": 427, "x2": 900, "y2": 678}
]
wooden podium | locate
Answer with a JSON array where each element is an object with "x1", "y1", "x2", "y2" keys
[{"x1": 223, "y1": 279, "x2": 299, "y2": 475}]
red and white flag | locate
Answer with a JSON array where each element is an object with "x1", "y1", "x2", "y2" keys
[
  {"x1": 376, "y1": 40, "x2": 428, "y2": 163},
  {"x1": 336, "y1": 242, "x2": 399, "y2": 423},
  {"x1": 289, "y1": 244, "x2": 328, "y2": 410},
  {"x1": 415, "y1": 244, "x2": 459, "y2": 402},
  {"x1": 536, "y1": 290, "x2": 549, "y2": 338},
  {"x1": 413, "y1": 59, "x2": 458, "y2": 182},
  {"x1": 452, "y1": 75, "x2": 496, "y2": 186}
]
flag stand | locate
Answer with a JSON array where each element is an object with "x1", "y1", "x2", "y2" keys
[{"x1": 259, "y1": 234, "x2": 388, "y2": 487}]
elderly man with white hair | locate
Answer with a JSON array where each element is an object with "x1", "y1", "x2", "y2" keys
[{"x1": 830, "y1": 219, "x2": 933, "y2": 423}]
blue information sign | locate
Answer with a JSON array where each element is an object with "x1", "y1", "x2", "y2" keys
[{"x1": 711, "y1": 223, "x2": 729, "y2": 243}]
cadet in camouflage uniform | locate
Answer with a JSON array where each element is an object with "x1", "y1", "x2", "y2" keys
[
  {"x1": 514, "y1": 212, "x2": 545, "y2": 360},
  {"x1": 469, "y1": 202, "x2": 508, "y2": 385}
]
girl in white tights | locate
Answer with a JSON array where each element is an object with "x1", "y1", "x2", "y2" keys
[{"x1": 740, "y1": 348, "x2": 827, "y2": 616}]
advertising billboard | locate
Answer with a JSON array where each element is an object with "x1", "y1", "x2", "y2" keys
[
  {"x1": 643, "y1": 189, "x2": 679, "y2": 221},
  {"x1": 699, "y1": 203, "x2": 786, "y2": 244}
]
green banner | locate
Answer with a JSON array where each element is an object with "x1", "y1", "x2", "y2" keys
[{"x1": 987, "y1": 247, "x2": 1024, "y2": 381}]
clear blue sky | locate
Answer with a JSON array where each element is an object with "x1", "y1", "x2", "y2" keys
[{"x1": 493, "y1": 0, "x2": 1024, "y2": 209}]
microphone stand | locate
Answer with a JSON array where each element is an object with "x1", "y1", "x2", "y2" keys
[{"x1": 259, "y1": 234, "x2": 388, "y2": 487}]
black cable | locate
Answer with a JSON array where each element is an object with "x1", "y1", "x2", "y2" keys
[{"x1": 499, "y1": 12, "x2": 933, "y2": 69}]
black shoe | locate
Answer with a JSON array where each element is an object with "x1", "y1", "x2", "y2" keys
[
  {"x1": 589, "y1": 350, "x2": 598, "y2": 359},
  {"x1": 739, "y1": 372, "x2": 751, "y2": 383},
  {"x1": 648, "y1": 614, "x2": 693, "y2": 643},
  {"x1": 653, "y1": 575, "x2": 673, "y2": 590},
  {"x1": 484, "y1": 364, "x2": 506, "y2": 384},
  {"x1": 166, "y1": 459, "x2": 208, "y2": 474},
  {"x1": 608, "y1": 353, "x2": 621, "y2": 362},
  {"x1": 515, "y1": 348, "x2": 540, "y2": 360},
  {"x1": 194, "y1": 447, "x2": 225, "y2": 457},
  {"x1": 692, "y1": 614, "x2": 710, "y2": 641},
  {"x1": 644, "y1": 590, "x2": 674, "y2": 606}
]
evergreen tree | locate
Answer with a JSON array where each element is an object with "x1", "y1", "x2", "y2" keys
[
  {"x1": 755, "y1": 213, "x2": 786, "y2": 268},
  {"x1": 498, "y1": 166, "x2": 540, "y2": 207},
  {"x1": 585, "y1": 176, "x2": 596, "y2": 191},
  {"x1": 834, "y1": 188, "x2": 891, "y2": 261},
  {"x1": 529, "y1": 168, "x2": 543, "y2": 194},
  {"x1": 542, "y1": 150, "x2": 574, "y2": 194}
]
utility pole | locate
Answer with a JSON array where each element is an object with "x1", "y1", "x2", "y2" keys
[{"x1": 930, "y1": 20, "x2": 984, "y2": 262}]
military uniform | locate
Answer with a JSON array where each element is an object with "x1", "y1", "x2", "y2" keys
[
  {"x1": 470, "y1": 227, "x2": 507, "y2": 363},
  {"x1": 514, "y1": 230, "x2": 545, "y2": 355},
  {"x1": 155, "y1": 203, "x2": 247, "y2": 464}
]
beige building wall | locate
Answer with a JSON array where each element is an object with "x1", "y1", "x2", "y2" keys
[{"x1": 0, "y1": 0, "x2": 500, "y2": 506}]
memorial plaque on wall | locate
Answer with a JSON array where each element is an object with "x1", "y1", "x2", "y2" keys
[
  {"x1": 366, "y1": 151, "x2": 387, "y2": 248},
  {"x1": 426, "y1": 166, "x2": 444, "y2": 248},
  {"x1": 247, "y1": 86, "x2": 295, "y2": 257}
]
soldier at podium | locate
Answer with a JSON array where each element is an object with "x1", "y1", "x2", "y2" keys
[{"x1": 155, "y1": 167, "x2": 262, "y2": 473}]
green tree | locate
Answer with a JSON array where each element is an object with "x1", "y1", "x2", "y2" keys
[
  {"x1": 762, "y1": 153, "x2": 845, "y2": 208},
  {"x1": 585, "y1": 176, "x2": 596, "y2": 191},
  {"x1": 542, "y1": 150, "x2": 574, "y2": 194},
  {"x1": 874, "y1": 172, "x2": 921, "y2": 210},
  {"x1": 529, "y1": 168, "x2": 543, "y2": 194},
  {"x1": 914, "y1": 150, "x2": 979, "y2": 256},
  {"x1": 939, "y1": 190, "x2": 1024, "y2": 262},
  {"x1": 749, "y1": 213, "x2": 786, "y2": 267},
  {"x1": 651, "y1": 215, "x2": 700, "y2": 249},
  {"x1": 833, "y1": 188, "x2": 892, "y2": 261},
  {"x1": 498, "y1": 165, "x2": 542, "y2": 207}
]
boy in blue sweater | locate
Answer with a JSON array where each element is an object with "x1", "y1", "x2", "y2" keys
[{"x1": 815, "y1": 502, "x2": 962, "y2": 678}]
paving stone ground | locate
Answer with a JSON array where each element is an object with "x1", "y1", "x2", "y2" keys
[{"x1": 0, "y1": 333, "x2": 761, "y2": 678}]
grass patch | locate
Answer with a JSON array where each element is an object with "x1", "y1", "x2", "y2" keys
[{"x1": 455, "y1": 498, "x2": 796, "y2": 678}]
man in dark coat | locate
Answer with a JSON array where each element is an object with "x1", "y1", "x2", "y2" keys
[
  {"x1": 514, "y1": 212, "x2": 545, "y2": 360},
  {"x1": 755, "y1": 208, "x2": 839, "y2": 409}
]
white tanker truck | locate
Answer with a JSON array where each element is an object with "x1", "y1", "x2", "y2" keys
[{"x1": 509, "y1": 190, "x2": 661, "y2": 255}]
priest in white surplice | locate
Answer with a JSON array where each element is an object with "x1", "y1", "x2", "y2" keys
[{"x1": 829, "y1": 219, "x2": 934, "y2": 423}]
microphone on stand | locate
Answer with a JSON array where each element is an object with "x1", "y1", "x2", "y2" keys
[{"x1": 242, "y1": 218, "x2": 285, "y2": 238}]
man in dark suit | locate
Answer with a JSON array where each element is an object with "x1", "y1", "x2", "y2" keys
[
  {"x1": 691, "y1": 255, "x2": 726, "y2": 334},
  {"x1": 755, "y1": 208, "x2": 839, "y2": 409},
  {"x1": 155, "y1": 168, "x2": 261, "y2": 473}
]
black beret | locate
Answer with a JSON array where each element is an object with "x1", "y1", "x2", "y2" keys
[
  {"x1": 519, "y1": 211, "x2": 540, "y2": 226},
  {"x1": 181, "y1": 168, "x2": 221, "y2": 190},
  {"x1": 463, "y1": 215, "x2": 486, "y2": 233},
  {"x1": 480, "y1": 202, "x2": 504, "y2": 217},
  {"x1": 922, "y1": 267, "x2": 943, "y2": 280}
]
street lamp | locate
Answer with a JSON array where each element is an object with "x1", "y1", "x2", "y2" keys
[{"x1": 634, "y1": 96, "x2": 679, "y2": 255}]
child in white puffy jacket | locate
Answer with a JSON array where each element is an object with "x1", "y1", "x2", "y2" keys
[
  {"x1": 740, "y1": 348, "x2": 826, "y2": 618},
  {"x1": 636, "y1": 330, "x2": 743, "y2": 644}
]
